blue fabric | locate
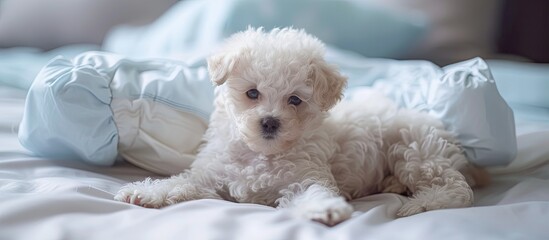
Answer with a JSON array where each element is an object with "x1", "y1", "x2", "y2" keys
[
  {"x1": 222, "y1": 0, "x2": 426, "y2": 58},
  {"x1": 341, "y1": 57, "x2": 517, "y2": 166},
  {"x1": 104, "y1": 0, "x2": 426, "y2": 60},
  {"x1": 0, "y1": 45, "x2": 99, "y2": 90},
  {"x1": 18, "y1": 56, "x2": 118, "y2": 165},
  {"x1": 71, "y1": 52, "x2": 214, "y2": 121},
  {"x1": 487, "y1": 60, "x2": 549, "y2": 108},
  {"x1": 19, "y1": 52, "x2": 214, "y2": 166}
]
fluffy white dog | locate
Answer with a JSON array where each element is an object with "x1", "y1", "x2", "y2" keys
[{"x1": 115, "y1": 28, "x2": 486, "y2": 226}]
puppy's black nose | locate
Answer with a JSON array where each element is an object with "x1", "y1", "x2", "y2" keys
[{"x1": 261, "y1": 116, "x2": 280, "y2": 137}]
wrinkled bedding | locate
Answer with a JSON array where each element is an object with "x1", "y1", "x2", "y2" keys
[{"x1": 1, "y1": 59, "x2": 549, "y2": 239}]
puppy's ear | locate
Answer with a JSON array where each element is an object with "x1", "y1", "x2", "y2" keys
[
  {"x1": 207, "y1": 51, "x2": 241, "y2": 86},
  {"x1": 309, "y1": 59, "x2": 347, "y2": 111}
]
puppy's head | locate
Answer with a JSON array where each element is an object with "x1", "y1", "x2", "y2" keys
[{"x1": 208, "y1": 28, "x2": 347, "y2": 155}]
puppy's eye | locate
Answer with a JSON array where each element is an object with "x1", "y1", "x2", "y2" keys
[
  {"x1": 246, "y1": 89, "x2": 260, "y2": 99},
  {"x1": 288, "y1": 96, "x2": 302, "y2": 106}
]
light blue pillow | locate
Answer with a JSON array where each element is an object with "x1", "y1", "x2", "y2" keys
[
  {"x1": 222, "y1": 0, "x2": 426, "y2": 58},
  {"x1": 19, "y1": 52, "x2": 214, "y2": 172},
  {"x1": 342, "y1": 57, "x2": 517, "y2": 167},
  {"x1": 18, "y1": 56, "x2": 118, "y2": 165},
  {"x1": 104, "y1": 0, "x2": 426, "y2": 59}
]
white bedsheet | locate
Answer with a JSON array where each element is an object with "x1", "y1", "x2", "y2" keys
[{"x1": 1, "y1": 82, "x2": 549, "y2": 240}]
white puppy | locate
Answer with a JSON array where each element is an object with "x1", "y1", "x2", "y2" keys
[{"x1": 115, "y1": 28, "x2": 486, "y2": 226}]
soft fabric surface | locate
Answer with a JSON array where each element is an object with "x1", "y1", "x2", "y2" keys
[
  {"x1": 1, "y1": 84, "x2": 548, "y2": 239},
  {"x1": 0, "y1": 44, "x2": 99, "y2": 89},
  {"x1": 18, "y1": 52, "x2": 213, "y2": 174},
  {"x1": 488, "y1": 60, "x2": 549, "y2": 108},
  {"x1": 103, "y1": 0, "x2": 426, "y2": 60}
]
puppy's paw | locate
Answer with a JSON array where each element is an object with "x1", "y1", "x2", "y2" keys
[
  {"x1": 296, "y1": 197, "x2": 353, "y2": 226},
  {"x1": 114, "y1": 189, "x2": 166, "y2": 208},
  {"x1": 397, "y1": 184, "x2": 473, "y2": 217},
  {"x1": 397, "y1": 199, "x2": 427, "y2": 217},
  {"x1": 164, "y1": 185, "x2": 200, "y2": 205},
  {"x1": 114, "y1": 179, "x2": 169, "y2": 208}
]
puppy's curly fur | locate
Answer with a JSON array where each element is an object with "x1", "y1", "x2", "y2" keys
[{"x1": 115, "y1": 28, "x2": 483, "y2": 226}]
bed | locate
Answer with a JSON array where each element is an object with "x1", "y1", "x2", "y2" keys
[{"x1": 1, "y1": 0, "x2": 549, "y2": 239}]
